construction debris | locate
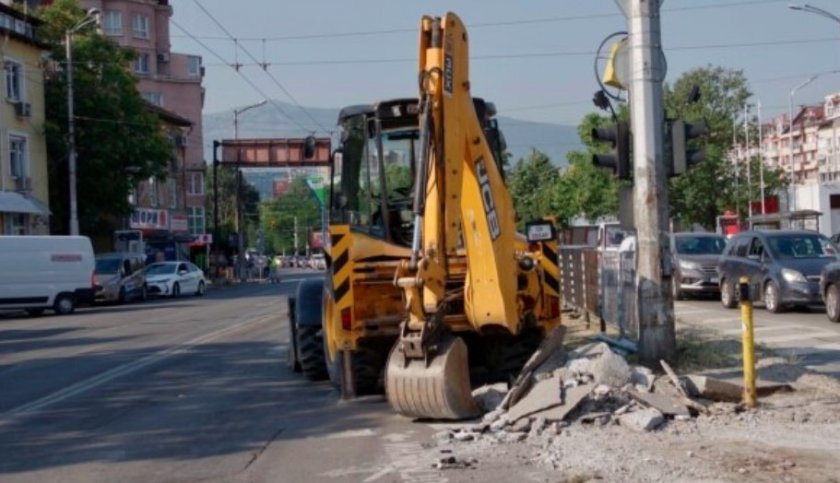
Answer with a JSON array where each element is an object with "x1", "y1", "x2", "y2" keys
[
  {"x1": 683, "y1": 375, "x2": 743, "y2": 402},
  {"x1": 618, "y1": 408, "x2": 664, "y2": 432}
]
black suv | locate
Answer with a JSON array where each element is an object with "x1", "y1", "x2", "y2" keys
[{"x1": 717, "y1": 230, "x2": 838, "y2": 312}]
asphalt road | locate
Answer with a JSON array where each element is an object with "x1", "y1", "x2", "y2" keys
[{"x1": 676, "y1": 295, "x2": 840, "y2": 377}]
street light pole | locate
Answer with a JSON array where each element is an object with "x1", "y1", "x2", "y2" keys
[
  {"x1": 232, "y1": 100, "x2": 266, "y2": 281},
  {"x1": 65, "y1": 8, "x2": 100, "y2": 236},
  {"x1": 788, "y1": 75, "x2": 817, "y2": 211}
]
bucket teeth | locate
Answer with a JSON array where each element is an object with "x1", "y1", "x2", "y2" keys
[{"x1": 385, "y1": 334, "x2": 480, "y2": 420}]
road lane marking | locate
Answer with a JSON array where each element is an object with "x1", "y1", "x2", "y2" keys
[
  {"x1": 323, "y1": 428, "x2": 377, "y2": 439},
  {"x1": 0, "y1": 314, "x2": 273, "y2": 424}
]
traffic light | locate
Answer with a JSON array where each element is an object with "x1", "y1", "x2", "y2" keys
[
  {"x1": 591, "y1": 121, "x2": 631, "y2": 180},
  {"x1": 670, "y1": 119, "x2": 708, "y2": 176}
]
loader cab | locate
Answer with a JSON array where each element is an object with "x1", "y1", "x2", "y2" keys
[{"x1": 330, "y1": 97, "x2": 506, "y2": 246}]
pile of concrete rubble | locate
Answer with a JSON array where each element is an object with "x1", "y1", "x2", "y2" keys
[{"x1": 436, "y1": 328, "x2": 792, "y2": 448}]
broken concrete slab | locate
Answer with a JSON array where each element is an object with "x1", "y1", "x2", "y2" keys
[
  {"x1": 528, "y1": 383, "x2": 594, "y2": 422},
  {"x1": 682, "y1": 375, "x2": 743, "y2": 403},
  {"x1": 618, "y1": 407, "x2": 664, "y2": 432},
  {"x1": 507, "y1": 373, "x2": 564, "y2": 422},
  {"x1": 632, "y1": 366, "x2": 655, "y2": 392},
  {"x1": 660, "y1": 360, "x2": 689, "y2": 398},
  {"x1": 507, "y1": 417, "x2": 532, "y2": 433},
  {"x1": 627, "y1": 389, "x2": 690, "y2": 417},
  {"x1": 500, "y1": 326, "x2": 566, "y2": 410},
  {"x1": 568, "y1": 341, "x2": 611, "y2": 359},
  {"x1": 588, "y1": 349, "x2": 632, "y2": 387}
]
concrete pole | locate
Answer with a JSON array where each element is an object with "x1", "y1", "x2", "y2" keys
[
  {"x1": 758, "y1": 100, "x2": 766, "y2": 214},
  {"x1": 627, "y1": 0, "x2": 675, "y2": 363},
  {"x1": 745, "y1": 104, "x2": 752, "y2": 221},
  {"x1": 66, "y1": 31, "x2": 79, "y2": 236}
]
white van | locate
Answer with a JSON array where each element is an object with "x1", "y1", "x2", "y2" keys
[{"x1": 0, "y1": 236, "x2": 95, "y2": 315}]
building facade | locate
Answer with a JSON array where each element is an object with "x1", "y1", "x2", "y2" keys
[
  {"x1": 0, "y1": 4, "x2": 50, "y2": 235},
  {"x1": 81, "y1": 0, "x2": 207, "y2": 238}
]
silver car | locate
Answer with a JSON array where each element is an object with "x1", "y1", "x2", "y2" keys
[
  {"x1": 94, "y1": 253, "x2": 147, "y2": 304},
  {"x1": 671, "y1": 233, "x2": 727, "y2": 300}
]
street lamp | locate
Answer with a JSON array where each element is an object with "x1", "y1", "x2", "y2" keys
[
  {"x1": 66, "y1": 8, "x2": 101, "y2": 236},
  {"x1": 232, "y1": 100, "x2": 266, "y2": 281},
  {"x1": 788, "y1": 75, "x2": 818, "y2": 211},
  {"x1": 788, "y1": 4, "x2": 840, "y2": 211}
]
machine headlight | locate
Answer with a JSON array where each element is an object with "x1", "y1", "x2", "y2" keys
[
  {"x1": 678, "y1": 260, "x2": 701, "y2": 271},
  {"x1": 781, "y1": 268, "x2": 807, "y2": 284}
]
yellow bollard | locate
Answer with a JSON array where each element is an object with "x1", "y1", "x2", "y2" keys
[{"x1": 739, "y1": 276, "x2": 757, "y2": 408}]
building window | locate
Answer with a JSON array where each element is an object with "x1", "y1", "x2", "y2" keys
[
  {"x1": 132, "y1": 14, "x2": 149, "y2": 39},
  {"x1": 134, "y1": 53, "x2": 150, "y2": 74},
  {"x1": 187, "y1": 55, "x2": 201, "y2": 77},
  {"x1": 141, "y1": 91, "x2": 164, "y2": 106},
  {"x1": 4, "y1": 59, "x2": 23, "y2": 101},
  {"x1": 188, "y1": 172, "x2": 204, "y2": 195},
  {"x1": 148, "y1": 177, "x2": 158, "y2": 207},
  {"x1": 188, "y1": 206, "x2": 205, "y2": 235},
  {"x1": 4, "y1": 213, "x2": 26, "y2": 235},
  {"x1": 169, "y1": 179, "x2": 178, "y2": 209},
  {"x1": 9, "y1": 135, "x2": 27, "y2": 178},
  {"x1": 103, "y1": 10, "x2": 122, "y2": 36}
]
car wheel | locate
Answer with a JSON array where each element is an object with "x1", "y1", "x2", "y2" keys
[
  {"x1": 140, "y1": 284, "x2": 148, "y2": 302},
  {"x1": 826, "y1": 284, "x2": 840, "y2": 322},
  {"x1": 764, "y1": 281, "x2": 784, "y2": 313},
  {"x1": 172, "y1": 282, "x2": 181, "y2": 298},
  {"x1": 53, "y1": 294, "x2": 75, "y2": 315},
  {"x1": 720, "y1": 279, "x2": 737, "y2": 309},
  {"x1": 672, "y1": 277, "x2": 683, "y2": 301},
  {"x1": 118, "y1": 287, "x2": 127, "y2": 305},
  {"x1": 196, "y1": 281, "x2": 206, "y2": 296}
]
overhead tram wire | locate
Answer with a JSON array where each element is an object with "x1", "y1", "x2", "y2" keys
[
  {"x1": 170, "y1": 19, "x2": 311, "y2": 134},
  {"x1": 172, "y1": 0, "x2": 791, "y2": 43},
  {"x1": 191, "y1": 0, "x2": 331, "y2": 134}
]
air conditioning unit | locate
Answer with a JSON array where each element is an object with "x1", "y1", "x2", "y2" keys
[
  {"x1": 14, "y1": 177, "x2": 32, "y2": 192},
  {"x1": 157, "y1": 52, "x2": 171, "y2": 63},
  {"x1": 14, "y1": 102, "x2": 31, "y2": 118}
]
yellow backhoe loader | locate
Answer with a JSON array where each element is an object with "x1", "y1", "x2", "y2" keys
[{"x1": 287, "y1": 12, "x2": 561, "y2": 420}]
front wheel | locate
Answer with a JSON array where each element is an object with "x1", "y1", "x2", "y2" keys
[
  {"x1": 172, "y1": 282, "x2": 181, "y2": 298},
  {"x1": 764, "y1": 281, "x2": 784, "y2": 313},
  {"x1": 826, "y1": 284, "x2": 840, "y2": 322},
  {"x1": 720, "y1": 279, "x2": 737, "y2": 309},
  {"x1": 672, "y1": 277, "x2": 684, "y2": 301},
  {"x1": 196, "y1": 281, "x2": 206, "y2": 296},
  {"x1": 118, "y1": 287, "x2": 127, "y2": 305}
]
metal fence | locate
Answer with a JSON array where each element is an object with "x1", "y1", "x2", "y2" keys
[{"x1": 560, "y1": 245, "x2": 638, "y2": 342}]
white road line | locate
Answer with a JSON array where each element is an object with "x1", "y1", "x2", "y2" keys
[{"x1": 0, "y1": 315, "x2": 273, "y2": 424}]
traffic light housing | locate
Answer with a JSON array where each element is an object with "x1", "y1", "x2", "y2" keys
[
  {"x1": 591, "y1": 121, "x2": 631, "y2": 180},
  {"x1": 671, "y1": 119, "x2": 708, "y2": 176}
]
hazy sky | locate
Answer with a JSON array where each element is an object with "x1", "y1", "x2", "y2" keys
[{"x1": 170, "y1": 0, "x2": 840, "y2": 133}]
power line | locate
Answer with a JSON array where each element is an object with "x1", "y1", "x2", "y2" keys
[
  {"x1": 191, "y1": 0, "x2": 330, "y2": 134},
  {"x1": 172, "y1": 0, "x2": 790, "y2": 43},
  {"x1": 170, "y1": 18, "x2": 311, "y2": 133},
  {"x1": 198, "y1": 36, "x2": 840, "y2": 68}
]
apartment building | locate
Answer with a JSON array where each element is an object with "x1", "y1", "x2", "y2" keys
[
  {"x1": 80, "y1": 0, "x2": 207, "y2": 241},
  {"x1": 0, "y1": 3, "x2": 50, "y2": 235}
]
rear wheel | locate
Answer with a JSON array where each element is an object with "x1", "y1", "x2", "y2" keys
[
  {"x1": 721, "y1": 279, "x2": 737, "y2": 309},
  {"x1": 53, "y1": 294, "x2": 75, "y2": 315},
  {"x1": 764, "y1": 281, "x2": 783, "y2": 313},
  {"x1": 672, "y1": 276, "x2": 684, "y2": 301},
  {"x1": 826, "y1": 284, "x2": 840, "y2": 322},
  {"x1": 298, "y1": 326, "x2": 327, "y2": 380}
]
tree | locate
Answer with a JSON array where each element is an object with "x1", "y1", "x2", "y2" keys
[
  {"x1": 665, "y1": 65, "x2": 788, "y2": 228},
  {"x1": 40, "y1": 0, "x2": 174, "y2": 237},
  {"x1": 508, "y1": 150, "x2": 559, "y2": 227},
  {"x1": 261, "y1": 177, "x2": 321, "y2": 254},
  {"x1": 205, "y1": 166, "x2": 260, "y2": 250}
]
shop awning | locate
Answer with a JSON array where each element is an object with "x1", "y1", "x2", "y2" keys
[{"x1": 0, "y1": 191, "x2": 50, "y2": 215}]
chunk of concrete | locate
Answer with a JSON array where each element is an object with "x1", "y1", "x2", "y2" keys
[
  {"x1": 568, "y1": 341, "x2": 611, "y2": 359},
  {"x1": 618, "y1": 408, "x2": 665, "y2": 432},
  {"x1": 631, "y1": 366, "x2": 655, "y2": 392},
  {"x1": 472, "y1": 383, "x2": 508, "y2": 413},
  {"x1": 588, "y1": 349, "x2": 632, "y2": 388},
  {"x1": 529, "y1": 383, "x2": 594, "y2": 422},
  {"x1": 507, "y1": 417, "x2": 532, "y2": 433},
  {"x1": 507, "y1": 373, "x2": 563, "y2": 422},
  {"x1": 626, "y1": 388, "x2": 690, "y2": 417},
  {"x1": 682, "y1": 375, "x2": 742, "y2": 403}
]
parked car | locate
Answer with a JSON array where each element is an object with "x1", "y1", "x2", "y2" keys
[
  {"x1": 819, "y1": 262, "x2": 840, "y2": 322},
  {"x1": 717, "y1": 230, "x2": 838, "y2": 312},
  {"x1": 143, "y1": 261, "x2": 207, "y2": 298},
  {"x1": 94, "y1": 252, "x2": 147, "y2": 304},
  {"x1": 0, "y1": 235, "x2": 95, "y2": 316},
  {"x1": 671, "y1": 232, "x2": 727, "y2": 300}
]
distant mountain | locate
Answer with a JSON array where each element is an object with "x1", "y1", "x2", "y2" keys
[{"x1": 203, "y1": 100, "x2": 580, "y2": 167}]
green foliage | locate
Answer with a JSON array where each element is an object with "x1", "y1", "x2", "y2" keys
[
  {"x1": 205, "y1": 167, "x2": 260, "y2": 248},
  {"x1": 261, "y1": 177, "x2": 322, "y2": 254},
  {"x1": 508, "y1": 150, "x2": 559, "y2": 227},
  {"x1": 41, "y1": 0, "x2": 173, "y2": 236}
]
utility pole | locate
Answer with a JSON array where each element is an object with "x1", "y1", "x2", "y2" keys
[
  {"x1": 758, "y1": 100, "x2": 766, "y2": 214},
  {"x1": 293, "y1": 216, "x2": 299, "y2": 255},
  {"x1": 745, "y1": 104, "x2": 752, "y2": 221},
  {"x1": 627, "y1": 0, "x2": 675, "y2": 363}
]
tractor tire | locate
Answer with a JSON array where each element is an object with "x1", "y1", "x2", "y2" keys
[
  {"x1": 286, "y1": 298, "x2": 301, "y2": 372},
  {"x1": 326, "y1": 340, "x2": 385, "y2": 397},
  {"x1": 498, "y1": 330, "x2": 543, "y2": 383},
  {"x1": 298, "y1": 326, "x2": 327, "y2": 381}
]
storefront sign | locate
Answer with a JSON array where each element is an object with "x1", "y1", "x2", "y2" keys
[
  {"x1": 170, "y1": 214, "x2": 189, "y2": 233},
  {"x1": 130, "y1": 208, "x2": 168, "y2": 230}
]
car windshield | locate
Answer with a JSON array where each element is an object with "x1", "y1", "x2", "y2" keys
[
  {"x1": 766, "y1": 234, "x2": 838, "y2": 259},
  {"x1": 145, "y1": 263, "x2": 176, "y2": 275},
  {"x1": 675, "y1": 235, "x2": 727, "y2": 255},
  {"x1": 95, "y1": 258, "x2": 121, "y2": 274}
]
